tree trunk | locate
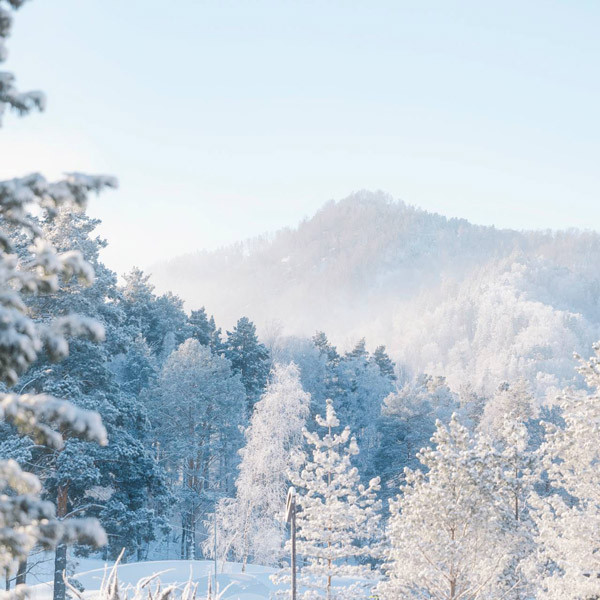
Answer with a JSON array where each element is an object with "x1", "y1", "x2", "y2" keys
[
  {"x1": 16, "y1": 558, "x2": 27, "y2": 586},
  {"x1": 181, "y1": 516, "x2": 187, "y2": 559},
  {"x1": 136, "y1": 534, "x2": 143, "y2": 562},
  {"x1": 450, "y1": 578, "x2": 456, "y2": 600},
  {"x1": 241, "y1": 506, "x2": 251, "y2": 573},
  {"x1": 189, "y1": 516, "x2": 196, "y2": 560},
  {"x1": 53, "y1": 545, "x2": 67, "y2": 600},
  {"x1": 514, "y1": 466, "x2": 520, "y2": 521},
  {"x1": 5, "y1": 568, "x2": 10, "y2": 591},
  {"x1": 53, "y1": 482, "x2": 69, "y2": 600}
]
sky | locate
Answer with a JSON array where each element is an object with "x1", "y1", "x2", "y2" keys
[{"x1": 1, "y1": 0, "x2": 599, "y2": 276}]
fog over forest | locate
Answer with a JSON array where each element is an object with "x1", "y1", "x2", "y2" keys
[{"x1": 153, "y1": 190, "x2": 600, "y2": 398}]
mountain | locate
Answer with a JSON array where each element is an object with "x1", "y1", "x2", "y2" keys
[{"x1": 150, "y1": 191, "x2": 600, "y2": 398}]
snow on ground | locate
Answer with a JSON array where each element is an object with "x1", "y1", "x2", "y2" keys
[{"x1": 29, "y1": 559, "x2": 278, "y2": 600}]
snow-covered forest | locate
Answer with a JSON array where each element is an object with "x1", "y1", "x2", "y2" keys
[{"x1": 3, "y1": 2, "x2": 600, "y2": 600}]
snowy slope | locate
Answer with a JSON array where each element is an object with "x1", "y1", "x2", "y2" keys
[{"x1": 151, "y1": 191, "x2": 600, "y2": 397}]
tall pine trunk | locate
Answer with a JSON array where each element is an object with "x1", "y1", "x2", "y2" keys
[
  {"x1": 189, "y1": 514, "x2": 196, "y2": 560},
  {"x1": 53, "y1": 482, "x2": 69, "y2": 600},
  {"x1": 16, "y1": 559, "x2": 27, "y2": 586},
  {"x1": 181, "y1": 515, "x2": 187, "y2": 559}
]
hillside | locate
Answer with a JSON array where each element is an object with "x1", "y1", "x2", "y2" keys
[{"x1": 151, "y1": 191, "x2": 600, "y2": 397}]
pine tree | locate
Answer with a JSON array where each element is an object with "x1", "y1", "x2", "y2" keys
[
  {"x1": 311, "y1": 332, "x2": 340, "y2": 366},
  {"x1": 212, "y1": 362, "x2": 310, "y2": 569},
  {"x1": 188, "y1": 308, "x2": 223, "y2": 354},
  {"x1": 225, "y1": 317, "x2": 270, "y2": 411},
  {"x1": 310, "y1": 332, "x2": 341, "y2": 419},
  {"x1": 277, "y1": 399, "x2": 381, "y2": 600},
  {"x1": 344, "y1": 338, "x2": 368, "y2": 360},
  {"x1": 334, "y1": 353, "x2": 394, "y2": 478},
  {"x1": 120, "y1": 269, "x2": 189, "y2": 360},
  {"x1": 16, "y1": 209, "x2": 171, "y2": 578},
  {"x1": 378, "y1": 415, "x2": 514, "y2": 600},
  {"x1": 372, "y1": 374, "x2": 460, "y2": 502},
  {"x1": 371, "y1": 345, "x2": 396, "y2": 381},
  {"x1": 0, "y1": 4, "x2": 116, "y2": 591},
  {"x1": 0, "y1": 1, "x2": 45, "y2": 123}
]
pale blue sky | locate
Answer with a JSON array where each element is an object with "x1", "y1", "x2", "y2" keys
[{"x1": 1, "y1": 0, "x2": 599, "y2": 275}]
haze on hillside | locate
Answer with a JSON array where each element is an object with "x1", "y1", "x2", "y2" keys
[{"x1": 152, "y1": 191, "x2": 600, "y2": 398}]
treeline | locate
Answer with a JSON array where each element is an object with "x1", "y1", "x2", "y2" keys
[{"x1": 0, "y1": 208, "x2": 397, "y2": 581}]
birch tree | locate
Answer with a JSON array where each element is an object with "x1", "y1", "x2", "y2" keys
[{"x1": 212, "y1": 362, "x2": 310, "y2": 568}]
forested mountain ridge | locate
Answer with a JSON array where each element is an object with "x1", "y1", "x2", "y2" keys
[{"x1": 152, "y1": 191, "x2": 600, "y2": 397}]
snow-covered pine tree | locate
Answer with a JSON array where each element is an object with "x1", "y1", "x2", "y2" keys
[
  {"x1": 333, "y1": 347, "x2": 394, "y2": 479},
  {"x1": 225, "y1": 317, "x2": 270, "y2": 411},
  {"x1": 276, "y1": 398, "x2": 381, "y2": 600},
  {"x1": 311, "y1": 332, "x2": 340, "y2": 367},
  {"x1": 378, "y1": 414, "x2": 514, "y2": 600},
  {"x1": 0, "y1": 0, "x2": 45, "y2": 123},
  {"x1": 188, "y1": 307, "x2": 223, "y2": 354},
  {"x1": 371, "y1": 345, "x2": 396, "y2": 381},
  {"x1": 0, "y1": 3, "x2": 116, "y2": 590},
  {"x1": 119, "y1": 268, "x2": 190, "y2": 361},
  {"x1": 344, "y1": 338, "x2": 368, "y2": 360},
  {"x1": 529, "y1": 344, "x2": 600, "y2": 600},
  {"x1": 11, "y1": 209, "x2": 172, "y2": 578},
  {"x1": 213, "y1": 362, "x2": 310, "y2": 569},
  {"x1": 372, "y1": 374, "x2": 460, "y2": 502}
]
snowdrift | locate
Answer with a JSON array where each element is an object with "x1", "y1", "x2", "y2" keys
[{"x1": 29, "y1": 560, "x2": 277, "y2": 600}]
